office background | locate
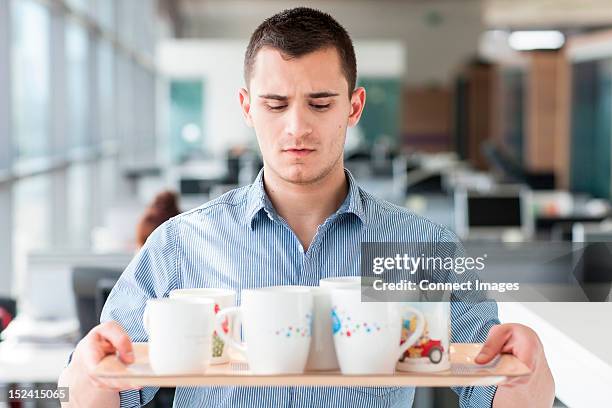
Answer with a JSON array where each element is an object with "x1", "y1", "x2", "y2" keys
[{"x1": 1, "y1": 0, "x2": 612, "y2": 407}]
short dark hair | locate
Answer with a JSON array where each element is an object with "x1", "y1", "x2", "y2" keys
[
  {"x1": 136, "y1": 191, "x2": 180, "y2": 248},
  {"x1": 244, "y1": 7, "x2": 357, "y2": 93}
]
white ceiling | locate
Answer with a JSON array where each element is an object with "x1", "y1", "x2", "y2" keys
[
  {"x1": 174, "y1": 0, "x2": 612, "y2": 30},
  {"x1": 484, "y1": 0, "x2": 612, "y2": 28}
]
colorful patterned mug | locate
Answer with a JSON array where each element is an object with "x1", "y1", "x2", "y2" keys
[
  {"x1": 396, "y1": 301, "x2": 451, "y2": 372},
  {"x1": 309, "y1": 276, "x2": 365, "y2": 371},
  {"x1": 169, "y1": 288, "x2": 236, "y2": 364},
  {"x1": 215, "y1": 286, "x2": 313, "y2": 374},
  {"x1": 331, "y1": 287, "x2": 425, "y2": 374}
]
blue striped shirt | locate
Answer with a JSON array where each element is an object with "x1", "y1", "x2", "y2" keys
[{"x1": 100, "y1": 169, "x2": 500, "y2": 407}]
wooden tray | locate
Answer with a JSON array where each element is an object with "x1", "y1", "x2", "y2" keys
[{"x1": 94, "y1": 343, "x2": 530, "y2": 387}]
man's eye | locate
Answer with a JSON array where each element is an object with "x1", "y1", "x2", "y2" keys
[
  {"x1": 311, "y1": 104, "x2": 331, "y2": 110},
  {"x1": 268, "y1": 105, "x2": 287, "y2": 111}
]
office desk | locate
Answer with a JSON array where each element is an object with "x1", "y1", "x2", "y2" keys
[
  {"x1": 0, "y1": 342, "x2": 74, "y2": 384},
  {"x1": 536, "y1": 214, "x2": 608, "y2": 234},
  {"x1": 499, "y1": 302, "x2": 612, "y2": 407}
]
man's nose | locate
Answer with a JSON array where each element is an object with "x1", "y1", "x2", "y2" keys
[{"x1": 284, "y1": 105, "x2": 313, "y2": 139}]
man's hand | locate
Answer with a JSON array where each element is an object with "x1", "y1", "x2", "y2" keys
[
  {"x1": 476, "y1": 323, "x2": 555, "y2": 407},
  {"x1": 71, "y1": 321, "x2": 139, "y2": 390},
  {"x1": 58, "y1": 321, "x2": 141, "y2": 407}
]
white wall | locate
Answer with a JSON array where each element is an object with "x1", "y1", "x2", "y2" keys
[
  {"x1": 156, "y1": 39, "x2": 405, "y2": 155},
  {"x1": 157, "y1": 40, "x2": 250, "y2": 155}
]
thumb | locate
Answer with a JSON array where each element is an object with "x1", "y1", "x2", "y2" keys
[{"x1": 475, "y1": 324, "x2": 511, "y2": 364}]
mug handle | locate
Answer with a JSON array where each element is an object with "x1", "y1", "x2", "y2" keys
[
  {"x1": 215, "y1": 306, "x2": 246, "y2": 355},
  {"x1": 397, "y1": 306, "x2": 425, "y2": 359}
]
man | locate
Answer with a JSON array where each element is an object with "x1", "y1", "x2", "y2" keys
[{"x1": 59, "y1": 7, "x2": 554, "y2": 407}]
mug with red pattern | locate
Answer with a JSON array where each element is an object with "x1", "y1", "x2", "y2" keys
[
  {"x1": 169, "y1": 288, "x2": 236, "y2": 364},
  {"x1": 397, "y1": 301, "x2": 451, "y2": 372}
]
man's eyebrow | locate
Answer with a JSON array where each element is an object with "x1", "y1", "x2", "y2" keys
[
  {"x1": 308, "y1": 91, "x2": 339, "y2": 98},
  {"x1": 258, "y1": 94, "x2": 288, "y2": 101},
  {"x1": 258, "y1": 92, "x2": 340, "y2": 100}
]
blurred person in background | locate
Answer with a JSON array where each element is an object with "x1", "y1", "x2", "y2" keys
[{"x1": 135, "y1": 191, "x2": 181, "y2": 248}]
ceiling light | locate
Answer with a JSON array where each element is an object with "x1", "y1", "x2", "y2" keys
[{"x1": 508, "y1": 31, "x2": 565, "y2": 51}]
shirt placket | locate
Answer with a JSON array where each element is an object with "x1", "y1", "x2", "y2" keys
[
  {"x1": 298, "y1": 218, "x2": 337, "y2": 286},
  {"x1": 273, "y1": 211, "x2": 339, "y2": 286}
]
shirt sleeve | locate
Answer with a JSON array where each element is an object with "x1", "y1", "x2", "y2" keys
[
  {"x1": 436, "y1": 227, "x2": 500, "y2": 408},
  {"x1": 99, "y1": 218, "x2": 180, "y2": 407}
]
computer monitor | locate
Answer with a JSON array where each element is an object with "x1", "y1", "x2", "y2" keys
[
  {"x1": 455, "y1": 186, "x2": 533, "y2": 240},
  {"x1": 72, "y1": 267, "x2": 123, "y2": 338}
]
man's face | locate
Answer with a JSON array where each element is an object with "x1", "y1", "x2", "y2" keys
[{"x1": 239, "y1": 46, "x2": 365, "y2": 185}]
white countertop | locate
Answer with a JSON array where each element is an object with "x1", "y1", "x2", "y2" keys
[
  {"x1": 0, "y1": 341, "x2": 74, "y2": 383},
  {"x1": 499, "y1": 302, "x2": 612, "y2": 408}
]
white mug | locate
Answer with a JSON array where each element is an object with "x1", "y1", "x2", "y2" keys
[
  {"x1": 169, "y1": 288, "x2": 236, "y2": 364},
  {"x1": 143, "y1": 297, "x2": 214, "y2": 374},
  {"x1": 310, "y1": 276, "x2": 377, "y2": 371},
  {"x1": 320, "y1": 276, "x2": 380, "y2": 299},
  {"x1": 319, "y1": 276, "x2": 361, "y2": 289},
  {"x1": 397, "y1": 302, "x2": 451, "y2": 372},
  {"x1": 331, "y1": 287, "x2": 425, "y2": 374},
  {"x1": 305, "y1": 287, "x2": 338, "y2": 371},
  {"x1": 215, "y1": 286, "x2": 313, "y2": 375},
  {"x1": 309, "y1": 276, "x2": 368, "y2": 371}
]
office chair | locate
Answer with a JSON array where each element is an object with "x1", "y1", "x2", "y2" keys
[
  {"x1": 482, "y1": 141, "x2": 555, "y2": 190},
  {"x1": 72, "y1": 267, "x2": 176, "y2": 406},
  {"x1": 72, "y1": 267, "x2": 123, "y2": 339},
  {"x1": 406, "y1": 172, "x2": 444, "y2": 194}
]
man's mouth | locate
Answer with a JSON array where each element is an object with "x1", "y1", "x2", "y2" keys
[{"x1": 282, "y1": 148, "x2": 315, "y2": 157}]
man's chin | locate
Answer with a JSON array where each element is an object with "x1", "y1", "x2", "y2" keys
[
  {"x1": 282, "y1": 171, "x2": 316, "y2": 185},
  {"x1": 278, "y1": 166, "x2": 322, "y2": 185}
]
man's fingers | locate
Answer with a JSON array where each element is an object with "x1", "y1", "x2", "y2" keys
[
  {"x1": 96, "y1": 322, "x2": 135, "y2": 364},
  {"x1": 475, "y1": 325, "x2": 512, "y2": 364}
]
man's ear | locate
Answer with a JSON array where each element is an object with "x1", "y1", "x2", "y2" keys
[
  {"x1": 348, "y1": 87, "x2": 366, "y2": 128},
  {"x1": 239, "y1": 88, "x2": 254, "y2": 127}
]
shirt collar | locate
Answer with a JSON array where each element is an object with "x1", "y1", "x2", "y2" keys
[
  {"x1": 245, "y1": 169, "x2": 273, "y2": 228},
  {"x1": 245, "y1": 168, "x2": 366, "y2": 230}
]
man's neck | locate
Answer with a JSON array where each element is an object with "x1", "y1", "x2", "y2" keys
[{"x1": 263, "y1": 166, "x2": 349, "y2": 249}]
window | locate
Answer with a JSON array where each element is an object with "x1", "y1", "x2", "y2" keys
[
  {"x1": 13, "y1": 175, "x2": 52, "y2": 292},
  {"x1": 98, "y1": 39, "x2": 115, "y2": 142},
  {"x1": 65, "y1": 0, "x2": 89, "y2": 14},
  {"x1": 116, "y1": 0, "x2": 134, "y2": 49},
  {"x1": 66, "y1": 20, "x2": 90, "y2": 149},
  {"x1": 97, "y1": 0, "x2": 114, "y2": 32},
  {"x1": 11, "y1": 0, "x2": 50, "y2": 160},
  {"x1": 116, "y1": 53, "x2": 134, "y2": 154},
  {"x1": 6, "y1": 0, "x2": 158, "y2": 298},
  {"x1": 66, "y1": 163, "x2": 92, "y2": 248},
  {"x1": 0, "y1": 0, "x2": 10, "y2": 171}
]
